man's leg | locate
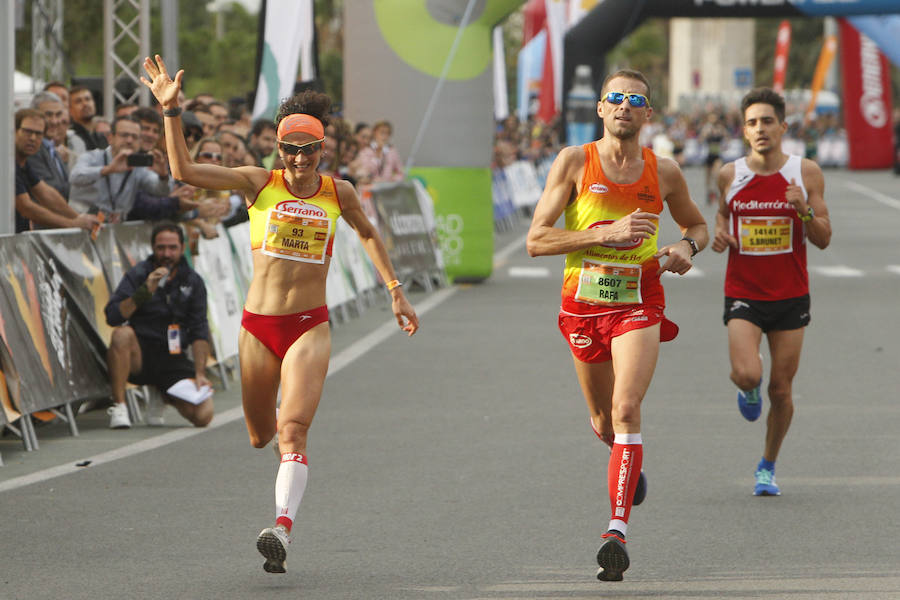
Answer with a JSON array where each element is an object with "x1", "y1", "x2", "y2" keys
[
  {"x1": 106, "y1": 326, "x2": 142, "y2": 429},
  {"x1": 727, "y1": 319, "x2": 764, "y2": 391},
  {"x1": 170, "y1": 396, "x2": 214, "y2": 427},
  {"x1": 762, "y1": 328, "x2": 804, "y2": 462},
  {"x1": 727, "y1": 319, "x2": 765, "y2": 421},
  {"x1": 593, "y1": 324, "x2": 660, "y2": 581}
]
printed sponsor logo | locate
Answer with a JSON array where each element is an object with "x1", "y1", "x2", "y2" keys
[
  {"x1": 636, "y1": 185, "x2": 656, "y2": 203},
  {"x1": 569, "y1": 333, "x2": 592, "y2": 349},
  {"x1": 694, "y1": 0, "x2": 798, "y2": 6},
  {"x1": 389, "y1": 213, "x2": 427, "y2": 235},
  {"x1": 281, "y1": 452, "x2": 306, "y2": 463},
  {"x1": 275, "y1": 200, "x2": 327, "y2": 218},
  {"x1": 733, "y1": 199, "x2": 791, "y2": 212},
  {"x1": 589, "y1": 183, "x2": 609, "y2": 194},
  {"x1": 590, "y1": 220, "x2": 643, "y2": 250},
  {"x1": 299, "y1": 315, "x2": 312, "y2": 322},
  {"x1": 615, "y1": 448, "x2": 631, "y2": 509},
  {"x1": 859, "y1": 35, "x2": 888, "y2": 129},
  {"x1": 730, "y1": 300, "x2": 750, "y2": 312}
]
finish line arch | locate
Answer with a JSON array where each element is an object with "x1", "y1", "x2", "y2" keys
[{"x1": 563, "y1": 0, "x2": 899, "y2": 168}]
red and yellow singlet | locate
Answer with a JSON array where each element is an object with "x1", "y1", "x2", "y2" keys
[
  {"x1": 561, "y1": 144, "x2": 665, "y2": 315},
  {"x1": 248, "y1": 170, "x2": 342, "y2": 263}
]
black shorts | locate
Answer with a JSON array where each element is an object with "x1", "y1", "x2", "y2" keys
[
  {"x1": 723, "y1": 295, "x2": 810, "y2": 332},
  {"x1": 705, "y1": 152, "x2": 721, "y2": 167},
  {"x1": 128, "y1": 337, "x2": 197, "y2": 392}
]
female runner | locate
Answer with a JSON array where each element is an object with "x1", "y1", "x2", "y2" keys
[{"x1": 141, "y1": 55, "x2": 419, "y2": 573}]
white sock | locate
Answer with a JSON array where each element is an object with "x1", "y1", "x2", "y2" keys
[{"x1": 274, "y1": 453, "x2": 308, "y2": 531}]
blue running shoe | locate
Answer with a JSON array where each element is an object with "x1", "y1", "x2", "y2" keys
[
  {"x1": 737, "y1": 379, "x2": 763, "y2": 422},
  {"x1": 753, "y1": 467, "x2": 781, "y2": 496},
  {"x1": 632, "y1": 470, "x2": 647, "y2": 506}
]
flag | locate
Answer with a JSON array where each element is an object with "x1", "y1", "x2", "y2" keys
[
  {"x1": 772, "y1": 20, "x2": 791, "y2": 94},
  {"x1": 252, "y1": 0, "x2": 316, "y2": 121}
]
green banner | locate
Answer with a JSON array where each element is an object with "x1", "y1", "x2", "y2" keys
[{"x1": 409, "y1": 167, "x2": 493, "y2": 283}]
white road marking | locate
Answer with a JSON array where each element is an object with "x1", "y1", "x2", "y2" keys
[
  {"x1": 810, "y1": 265, "x2": 864, "y2": 277},
  {"x1": 662, "y1": 267, "x2": 705, "y2": 278},
  {"x1": 0, "y1": 234, "x2": 532, "y2": 494},
  {"x1": 508, "y1": 266, "x2": 550, "y2": 278},
  {"x1": 844, "y1": 180, "x2": 900, "y2": 210},
  {"x1": 886, "y1": 265, "x2": 900, "y2": 276}
]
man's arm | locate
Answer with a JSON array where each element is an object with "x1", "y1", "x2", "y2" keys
[
  {"x1": 655, "y1": 157, "x2": 709, "y2": 274},
  {"x1": 29, "y1": 181, "x2": 79, "y2": 219},
  {"x1": 791, "y1": 159, "x2": 831, "y2": 250},
  {"x1": 15, "y1": 191, "x2": 98, "y2": 231},
  {"x1": 526, "y1": 146, "x2": 660, "y2": 257},
  {"x1": 711, "y1": 162, "x2": 738, "y2": 253},
  {"x1": 190, "y1": 339, "x2": 211, "y2": 389}
]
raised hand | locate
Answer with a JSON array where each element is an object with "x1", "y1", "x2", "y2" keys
[{"x1": 140, "y1": 55, "x2": 184, "y2": 109}]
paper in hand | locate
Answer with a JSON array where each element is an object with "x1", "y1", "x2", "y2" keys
[{"x1": 166, "y1": 378, "x2": 213, "y2": 405}]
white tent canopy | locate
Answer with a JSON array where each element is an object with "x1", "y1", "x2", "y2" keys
[{"x1": 14, "y1": 70, "x2": 43, "y2": 109}]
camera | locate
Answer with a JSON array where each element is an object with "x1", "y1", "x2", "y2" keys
[{"x1": 126, "y1": 152, "x2": 154, "y2": 167}]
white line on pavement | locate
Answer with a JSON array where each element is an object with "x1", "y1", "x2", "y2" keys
[
  {"x1": 1, "y1": 234, "x2": 531, "y2": 494},
  {"x1": 662, "y1": 267, "x2": 705, "y2": 278},
  {"x1": 508, "y1": 266, "x2": 550, "y2": 278},
  {"x1": 886, "y1": 265, "x2": 900, "y2": 276},
  {"x1": 810, "y1": 265, "x2": 864, "y2": 277},
  {"x1": 843, "y1": 180, "x2": 900, "y2": 210}
]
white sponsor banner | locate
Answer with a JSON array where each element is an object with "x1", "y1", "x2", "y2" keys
[
  {"x1": 195, "y1": 226, "x2": 242, "y2": 360},
  {"x1": 252, "y1": 0, "x2": 315, "y2": 121}
]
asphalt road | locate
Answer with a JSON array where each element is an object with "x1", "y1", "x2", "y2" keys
[{"x1": 2, "y1": 166, "x2": 899, "y2": 599}]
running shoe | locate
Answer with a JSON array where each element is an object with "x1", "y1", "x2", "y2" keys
[
  {"x1": 632, "y1": 471, "x2": 647, "y2": 506},
  {"x1": 257, "y1": 525, "x2": 290, "y2": 573},
  {"x1": 107, "y1": 403, "x2": 131, "y2": 429},
  {"x1": 737, "y1": 378, "x2": 763, "y2": 422},
  {"x1": 596, "y1": 530, "x2": 629, "y2": 581},
  {"x1": 753, "y1": 467, "x2": 781, "y2": 496}
]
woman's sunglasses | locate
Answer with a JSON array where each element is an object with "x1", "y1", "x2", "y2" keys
[
  {"x1": 198, "y1": 152, "x2": 222, "y2": 161},
  {"x1": 279, "y1": 138, "x2": 325, "y2": 156},
  {"x1": 605, "y1": 92, "x2": 649, "y2": 108}
]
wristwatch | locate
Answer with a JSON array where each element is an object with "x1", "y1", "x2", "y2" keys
[
  {"x1": 681, "y1": 236, "x2": 699, "y2": 257},
  {"x1": 798, "y1": 206, "x2": 814, "y2": 222}
]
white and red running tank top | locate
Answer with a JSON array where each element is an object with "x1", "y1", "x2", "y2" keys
[{"x1": 724, "y1": 154, "x2": 809, "y2": 300}]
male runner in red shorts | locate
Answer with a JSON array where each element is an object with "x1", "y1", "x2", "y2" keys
[
  {"x1": 527, "y1": 69, "x2": 707, "y2": 581},
  {"x1": 712, "y1": 87, "x2": 831, "y2": 496}
]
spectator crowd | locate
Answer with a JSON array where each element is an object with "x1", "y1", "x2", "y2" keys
[{"x1": 13, "y1": 81, "x2": 409, "y2": 247}]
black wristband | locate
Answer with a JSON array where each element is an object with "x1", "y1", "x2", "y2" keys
[
  {"x1": 132, "y1": 284, "x2": 152, "y2": 306},
  {"x1": 163, "y1": 106, "x2": 182, "y2": 117}
]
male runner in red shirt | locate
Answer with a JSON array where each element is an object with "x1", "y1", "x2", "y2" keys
[{"x1": 712, "y1": 87, "x2": 831, "y2": 496}]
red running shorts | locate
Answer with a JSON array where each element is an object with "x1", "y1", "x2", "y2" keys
[{"x1": 558, "y1": 305, "x2": 679, "y2": 363}]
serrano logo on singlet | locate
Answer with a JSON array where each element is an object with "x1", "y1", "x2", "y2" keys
[
  {"x1": 590, "y1": 220, "x2": 642, "y2": 250},
  {"x1": 589, "y1": 183, "x2": 609, "y2": 194},
  {"x1": 733, "y1": 199, "x2": 791, "y2": 212},
  {"x1": 275, "y1": 200, "x2": 326, "y2": 218},
  {"x1": 569, "y1": 333, "x2": 592, "y2": 349}
]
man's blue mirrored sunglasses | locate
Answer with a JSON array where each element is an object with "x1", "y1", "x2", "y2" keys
[{"x1": 605, "y1": 92, "x2": 649, "y2": 108}]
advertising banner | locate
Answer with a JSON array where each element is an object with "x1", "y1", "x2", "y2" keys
[
  {"x1": 195, "y1": 228, "x2": 243, "y2": 361},
  {"x1": 0, "y1": 235, "x2": 109, "y2": 414},
  {"x1": 408, "y1": 168, "x2": 493, "y2": 283},
  {"x1": 839, "y1": 19, "x2": 894, "y2": 169},
  {"x1": 370, "y1": 182, "x2": 440, "y2": 279}
]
